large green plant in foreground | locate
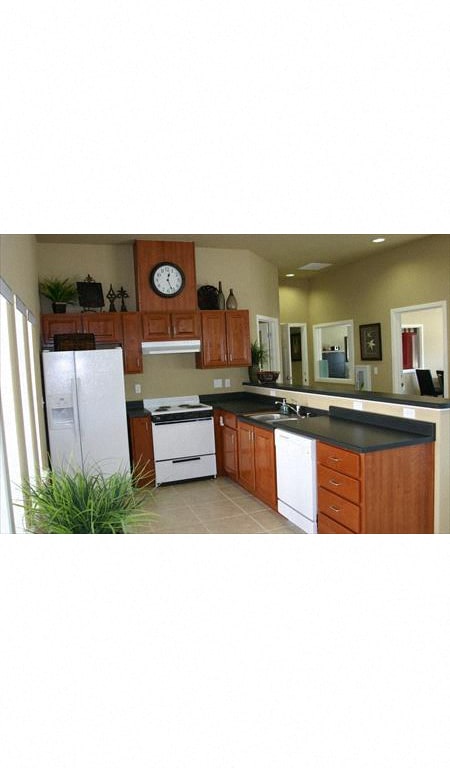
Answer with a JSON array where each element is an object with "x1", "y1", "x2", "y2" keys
[{"x1": 23, "y1": 468, "x2": 151, "y2": 534}]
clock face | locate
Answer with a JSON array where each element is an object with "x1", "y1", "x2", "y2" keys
[{"x1": 149, "y1": 262, "x2": 185, "y2": 298}]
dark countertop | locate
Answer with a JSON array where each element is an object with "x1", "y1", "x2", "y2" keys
[
  {"x1": 215, "y1": 395, "x2": 436, "y2": 454},
  {"x1": 126, "y1": 401, "x2": 151, "y2": 418},
  {"x1": 242, "y1": 381, "x2": 450, "y2": 409}
]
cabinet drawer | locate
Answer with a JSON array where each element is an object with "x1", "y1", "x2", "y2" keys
[
  {"x1": 222, "y1": 411, "x2": 237, "y2": 429},
  {"x1": 318, "y1": 488, "x2": 360, "y2": 532},
  {"x1": 318, "y1": 513, "x2": 355, "y2": 534},
  {"x1": 318, "y1": 464, "x2": 360, "y2": 504},
  {"x1": 317, "y1": 442, "x2": 360, "y2": 479}
]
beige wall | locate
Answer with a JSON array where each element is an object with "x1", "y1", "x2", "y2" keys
[
  {"x1": 280, "y1": 235, "x2": 450, "y2": 392},
  {"x1": 36, "y1": 242, "x2": 136, "y2": 313},
  {"x1": 36, "y1": 242, "x2": 280, "y2": 399},
  {"x1": 0, "y1": 235, "x2": 40, "y2": 315}
]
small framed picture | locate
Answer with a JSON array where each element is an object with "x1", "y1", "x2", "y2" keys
[{"x1": 359, "y1": 323, "x2": 382, "y2": 360}]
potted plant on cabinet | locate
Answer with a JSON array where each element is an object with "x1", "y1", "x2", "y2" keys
[
  {"x1": 39, "y1": 277, "x2": 78, "y2": 313},
  {"x1": 21, "y1": 467, "x2": 154, "y2": 534},
  {"x1": 249, "y1": 340, "x2": 268, "y2": 383}
]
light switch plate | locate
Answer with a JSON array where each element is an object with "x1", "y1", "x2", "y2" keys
[{"x1": 213, "y1": 379, "x2": 222, "y2": 389}]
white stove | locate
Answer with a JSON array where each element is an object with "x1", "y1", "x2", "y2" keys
[
  {"x1": 144, "y1": 395, "x2": 212, "y2": 424},
  {"x1": 144, "y1": 396, "x2": 216, "y2": 486}
]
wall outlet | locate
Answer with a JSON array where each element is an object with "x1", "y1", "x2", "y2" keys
[
  {"x1": 134, "y1": 384, "x2": 142, "y2": 394},
  {"x1": 353, "y1": 400, "x2": 363, "y2": 410},
  {"x1": 373, "y1": 366, "x2": 378, "y2": 375},
  {"x1": 224, "y1": 378, "x2": 231, "y2": 388},
  {"x1": 213, "y1": 378, "x2": 223, "y2": 389}
]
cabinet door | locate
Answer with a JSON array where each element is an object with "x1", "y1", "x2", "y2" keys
[
  {"x1": 141, "y1": 312, "x2": 172, "y2": 340},
  {"x1": 253, "y1": 426, "x2": 277, "y2": 509},
  {"x1": 223, "y1": 425, "x2": 238, "y2": 480},
  {"x1": 41, "y1": 314, "x2": 82, "y2": 342},
  {"x1": 237, "y1": 421, "x2": 255, "y2": 492},
  {"x1": 171, "y1": 311, "x2": 200, "y2": 339},
  {"x1": 82, "y1": 313, "x2": 123, "y2": 343},
  {"x1": 128, "y1": 416, "x2": 154, "y2": 487},
  {"x1": 197, "y1": 311, "x2": 227, "y2": 368},
  {"x1": 122, "y1": 312, "x2": 143, "y2": 374},
  {"x1": 225, "y1": 310, "x2": 251, "y2": 366}
]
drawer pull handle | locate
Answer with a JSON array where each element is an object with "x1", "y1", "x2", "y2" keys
[
  {"x1": 329, "y1": 479, "x2": 342, "y2": 487},
  {"x1": 329, "y1": 505, "x2": 341, "y2": 513},
  {"x1": 329, "y1": 456, "x2": 341, "y2": 463}
]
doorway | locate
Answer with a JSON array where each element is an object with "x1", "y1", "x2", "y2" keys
[
  {"x1": 391, "y1": 301, "x2": 447, "y2": 396},
  {"x1": 280, "y1": 323, "x2": 309, "y2": 385},
  {"x1": 256, "y1": 315, "x2": 281, "y2": 374}
]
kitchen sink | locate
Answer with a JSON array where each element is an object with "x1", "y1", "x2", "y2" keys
[{"x1": 244, "y1": 412, "x2": 299, "y2": 422}]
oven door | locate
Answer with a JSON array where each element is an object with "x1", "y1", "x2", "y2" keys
[{"x1": 152, "y1": 417, "x2": 215, "y2": 461}]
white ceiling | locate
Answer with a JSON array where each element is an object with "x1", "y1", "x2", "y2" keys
[{"x1": 36, "y1": 234, "x2": 429, "y2": 278}]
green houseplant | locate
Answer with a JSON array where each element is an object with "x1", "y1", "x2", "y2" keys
[
  {"x1": 22, "y1": 467, "x2": 153, "y2": 534},
  {"x1": 39, "y1": 277, "x2": 78, "y2": 313},
  {"x1": 249, "y1": 340, "x2": 268, "y2": 383}
]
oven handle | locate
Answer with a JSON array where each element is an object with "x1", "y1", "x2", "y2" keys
[{"x1": 171, "y1": 456, "x2": 201, "y2": 464}]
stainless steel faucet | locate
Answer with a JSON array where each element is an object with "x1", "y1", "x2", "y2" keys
[{"x1": 275, "y1": 399, "x2": 300, "y2": 416}]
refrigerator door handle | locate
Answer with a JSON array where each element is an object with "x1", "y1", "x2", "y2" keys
[{"x1": 71, "y1": 377, "x2": 82, "y2": 446}]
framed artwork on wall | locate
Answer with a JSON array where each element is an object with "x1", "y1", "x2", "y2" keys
[{"x1": 359, "y1": 323, "x2": 382, "y2": 360}]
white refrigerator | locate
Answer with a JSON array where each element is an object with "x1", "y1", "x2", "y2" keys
[{"x1": 42, "y1": 348, "x2": 130, "y2": 476}]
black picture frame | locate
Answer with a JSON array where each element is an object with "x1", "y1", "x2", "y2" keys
[
  {"x1": 77, "y1": 281, "x2": 105, "y2": 310},
  {"x1": 359, "y1": 323, "x2": 382, "y2": 360}
]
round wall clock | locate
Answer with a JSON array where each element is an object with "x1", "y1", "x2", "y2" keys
[{"x1": 149, "y1": 262, "x2": 185, "y2": 298}]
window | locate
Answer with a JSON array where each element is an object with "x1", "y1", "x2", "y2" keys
[{"x1": 0, "y1": 281, "x2": 45, "y2": 533}]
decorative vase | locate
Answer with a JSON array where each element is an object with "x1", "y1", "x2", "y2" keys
[
  {"x1": 226, "y1": 289, "x2": 237, "y2": 310},
  {"x1": 52, "y1": 302, "x2": 67, "y2": 313},
  {"x1": 217, "y1": 281, "x2": 225, "y2": 310}
]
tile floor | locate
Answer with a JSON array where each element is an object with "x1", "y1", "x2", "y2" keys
[{"x1": 130, "y1": 476, "x2": 304, "y2": 534}]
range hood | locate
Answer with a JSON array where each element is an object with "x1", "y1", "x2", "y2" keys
[{"x1": 141, "y1": 339, "x2": 201, "y2": 355}]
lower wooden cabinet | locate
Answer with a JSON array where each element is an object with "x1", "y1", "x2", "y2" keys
[
  {"x1": 128, "y1": 414, "x2": 155, "y2": 487},
  {"x1": 237, "y1": 420, "x2": 277, "y2": 509},
  {"x1": 220, "y1": 411, "x2": 239, "y2": 480},
  {"x1": 317, "y1": 440, "x2": 434, "y2": 534}
]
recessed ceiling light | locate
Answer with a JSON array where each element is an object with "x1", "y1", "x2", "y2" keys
[
  {"x1": 298, "y1": 262, "x2": 332, "y2": 271},
  {"x1": 285, "y1": 273, "x2": 295, "y2": 277},
  {"x1": 372, "y1": 237, "x2": 386, "y2": 243}
]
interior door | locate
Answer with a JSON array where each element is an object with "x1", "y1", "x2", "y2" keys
[{"x1": 281, "y1": 324, "x2": 293, "y2": 384}]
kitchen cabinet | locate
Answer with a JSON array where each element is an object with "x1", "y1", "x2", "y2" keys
[
  {"x1": 128, "y1": 414, "x2": 155, "y2": 487},
  {"x1": 80, "y1": 313, "x2": 123, "y2": 343},
  {"x1": 237, "y1": 420, "x2": 277, "y2": 509},
  {"x1": 41, "y1": 312, "x2": 122, "y2": 344},
  {"x1": 221, "y1": 411, "x2": 239, "y2": 480},
  {"x1": 196, "y1": 310, "x2": 251, "y2": 369},
  {"x1": 41, "y1": 313, "x2": 83, "y2": 341},
  {"x1": 122, "y1": 312, "x2": 143, "y2": 374},
  {"x1": 141, "y1": 311, "x2": 200, "y2": 341},
  {"x1": 317, "y1": 441, "x2": 434, "y2": 534}
]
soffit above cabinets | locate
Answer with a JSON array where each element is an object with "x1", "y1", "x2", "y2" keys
[{"x1": 36, "y1": 233, "x2": 430, "y2": 279}]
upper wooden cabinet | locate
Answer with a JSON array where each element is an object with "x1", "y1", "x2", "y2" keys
[
  {"x1": 41, "y1": 312, "x2": 122, "y2": 344},
  {"x1": 41, "y1": 313, "x2": 82, "y2": 341},
  {"x1": 196, "y1": 310, "x2": 251, "y2": 369},
  {"x1": 81, "y1": 313, "x2": 123, "y2": 343},
  {"x1": 141, "y1": 311, "x2": 200, "y2": 341},
  {"x1": 134, "y1": 240, "x2": 197, "y2": 312}
]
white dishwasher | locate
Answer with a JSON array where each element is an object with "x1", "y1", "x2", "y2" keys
[{"x1": 275, "y1": 429, "x2": 317, "y2": 533}]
